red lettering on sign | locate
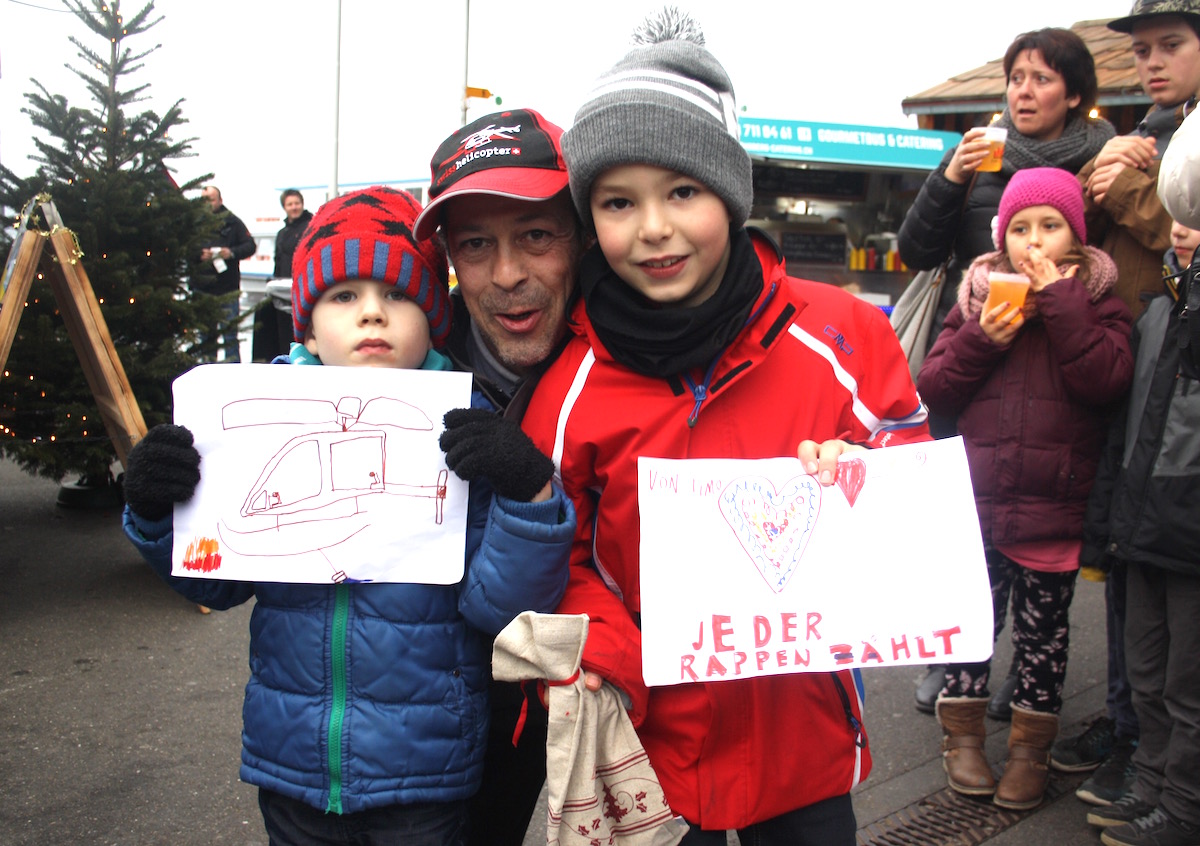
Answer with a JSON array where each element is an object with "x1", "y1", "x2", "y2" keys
[
  {"x1": 807, "y1": 612, "x2": 823, "y2": 640},
  {"x1": 934, "y1": 626, "x2": 962, "y2": 655},
  {"x1": 917, "y1": 636, "x2": 937, "y2": 659},
  {"x1": 713, "y1": 615, "x2": 734, "y2": 653},
  {"x1": 830, "y1": 644, "x2": 853, "y2": 665},
  {"x1": 680, "y1": 654, "x2": 698, "y2": 682},
  {"x1": 754, "y1": 616, "x2": 772, "y2": 648},
  {"x1": 860, "y1": 642, "x2": 884, "y2": 664},
  {"x1": 706, "y1": 654, "x2": 729, "y2": 678}
]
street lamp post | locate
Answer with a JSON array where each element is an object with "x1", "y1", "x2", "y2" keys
[
  {"x1": 330, "y1": 0, "x2": 342, "y2": 201},
  {"x1": 461, "y1": 0, "x2": 471, "y2": 126}
]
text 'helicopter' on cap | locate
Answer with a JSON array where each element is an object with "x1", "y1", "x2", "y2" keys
[{"x1": 413, "y1": 109, "x2": 569, "y2": 240}]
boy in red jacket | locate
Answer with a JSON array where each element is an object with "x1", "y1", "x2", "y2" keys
[{"x1": 519, "y1": 8, "x2": 929, "y2": 844}]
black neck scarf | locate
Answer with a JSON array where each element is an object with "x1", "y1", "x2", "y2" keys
[{"x1": 579, "y1": 227, "x2": 764, "y2": 378}]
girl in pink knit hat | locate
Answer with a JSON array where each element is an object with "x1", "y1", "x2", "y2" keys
[{"x1": 917, "y1": 167, "x2": 1135, "y2": 810}]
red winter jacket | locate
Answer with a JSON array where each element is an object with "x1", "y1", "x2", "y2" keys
[
  {"x1": 521, "y1": 232, "x2": 930, "y2": 830},
  {"x1": 918, "y1": 276, "x2": 1132, "y2": 545}
]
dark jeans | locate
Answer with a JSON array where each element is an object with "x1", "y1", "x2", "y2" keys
[
  {"x1": 197, "y1": 292, "x2": 242, "y2": 363},
  {"x1": 466, "y1": 679, "x2": 547, "y2": 846},
  {"x1": 252, "y1": 299, "x2": 294, "y2": 362},
  {"x1": 944, "y1": 549, "x2": 1077, "y2": 713},
  {"x1": 1126, "y1": 562, "x2": 1200, "y2": 826},
  {"x1": 1105, "y1": 561, "x2": 1140, "y2": 739},
  {"x1": 258, "y1": 789, "x2": 467, "y2": 846},
  {"x1": 677, "y1": 793, "x2": 856, "y2": 846}
]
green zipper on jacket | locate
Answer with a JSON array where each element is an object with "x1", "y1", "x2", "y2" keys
[{"x1": 325, "y1": 583, "x2": 349, "y2": 814}]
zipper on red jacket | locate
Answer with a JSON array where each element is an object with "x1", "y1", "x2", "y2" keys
[
  {"x1": 831, "y1": 672, "x2": 867, "y2": 749},
  {"x1": 325, "y1": 583, "x2": 350, "y2": 814},
  {"x1": 682, "y1": 281, "x2": 780, "y2": 427}
]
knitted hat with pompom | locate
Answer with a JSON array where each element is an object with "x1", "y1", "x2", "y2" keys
[{"x1": 562, "y1": 6, "x2": 752, "y2": 232}]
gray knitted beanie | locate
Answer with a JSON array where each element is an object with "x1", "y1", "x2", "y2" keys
[{"x1": 562, "y1": 7, "x2": 753, "y2": 232}]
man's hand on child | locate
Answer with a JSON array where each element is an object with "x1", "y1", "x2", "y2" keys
[
  {"x1": 797, "y1": 439, "x2": 867, "y2": 486},
  {"x1": 122, "y1": 424, "x2": 202, "y2": 521},
  {"x1": 439, "y1": 408, "x2": 555, "y2": 502}
]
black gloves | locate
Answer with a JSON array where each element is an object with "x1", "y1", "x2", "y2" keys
[
  {"x1": 439, "y1": 408, "x2": 555, "y2": 502},
  {"x1": 122, "y1": 424, "x2": 202, "y2": 521}
]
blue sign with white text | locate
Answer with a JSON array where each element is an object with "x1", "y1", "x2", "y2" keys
[{"x1": 740, "y1": 118, "x2": 961, "y2": 171}]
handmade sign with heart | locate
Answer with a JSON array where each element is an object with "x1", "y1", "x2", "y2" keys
[{"x1": 719, "y1": 475, "x2": 822, "y2": 593}]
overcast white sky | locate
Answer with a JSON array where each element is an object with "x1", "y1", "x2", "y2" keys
[{"x1": 1, "y1": 0, "x2": 1133, "y2": 223}]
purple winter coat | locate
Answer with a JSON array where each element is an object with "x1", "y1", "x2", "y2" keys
[{"x1": 917, "y1": 277, "x2": 1133, "y2": 545}]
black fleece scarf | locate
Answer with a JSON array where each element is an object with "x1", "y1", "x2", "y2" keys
[{"x1": 579, "y1": 227, "x2": 764, "y2": 377}]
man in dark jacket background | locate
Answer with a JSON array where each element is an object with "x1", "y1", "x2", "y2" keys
[
  {"x1": 195, "y1": 184, "x2": 256, "y2": 362},
  {"x1": 251, "y1": 188, "x2": 312, "y2": 361}
]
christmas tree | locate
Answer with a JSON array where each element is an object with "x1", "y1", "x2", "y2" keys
[{"x1": 0, "y1": 0, "x2": 228, "y2": 488}]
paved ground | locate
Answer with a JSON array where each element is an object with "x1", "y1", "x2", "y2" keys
[{"x1": 0, "y1": 456, "x2": 1115, "y2": 845}]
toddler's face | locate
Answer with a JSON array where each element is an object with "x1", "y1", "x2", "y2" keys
[
  {"x1": 1005, "y1": 205, "x2": 1075, "y2": 270},
  {"x1": 589, "y1": 163, "x2": 731, "y2": 308},
  {"x1": 305, "y1": 279, "x2": 430, "y2": 368},
  {"x1": 1170, "y1": 220, "x2": 1200, "y2": 269}
]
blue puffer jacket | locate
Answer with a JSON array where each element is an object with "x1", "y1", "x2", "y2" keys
[{"x1": 123, "y1": 378, "x2": 574, "y2": 815}]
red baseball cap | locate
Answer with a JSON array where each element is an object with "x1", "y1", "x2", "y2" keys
[{"x1": 413, "y1": 109, "x2": 569, "y2": 240}]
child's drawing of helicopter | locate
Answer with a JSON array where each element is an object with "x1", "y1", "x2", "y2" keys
[{"x1": 214, "y1": 394, "x2": 448, "y2": 565}]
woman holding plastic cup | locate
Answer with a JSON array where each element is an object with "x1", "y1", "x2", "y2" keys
[
  {"x1": 899, "y1": 27, "x2": 1116, "y2": 718},
  {"x1": 917, "y1": 167, "x2": 1133, "y2": 811},
  {"x1": 898, "y1": 27, "x2": 1115, "y2": 412}
]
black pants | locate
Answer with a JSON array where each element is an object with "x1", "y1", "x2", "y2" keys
[
  {"x1": 466, "y1": 679, "x2": 548, "y2": 846},
  {"x1": 258, "y1": 789, "x2": 467, "y2": 846},
  {"x1": 677, "y1": 793, "x2": 856, "y2": 846},
  {"x1": 1126, "y1": 562, "x2": 1200, "y2": 826}
]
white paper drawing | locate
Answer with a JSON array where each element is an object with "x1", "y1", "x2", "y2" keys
[
  {"x1": 171, "y1": 364, "x2": 473, "y2": 584},
  {"x1": 638, "y1": 438, "x2": 993, "y2": 686}
]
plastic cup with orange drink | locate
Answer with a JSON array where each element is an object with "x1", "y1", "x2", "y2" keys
[
  {"x1": 984, "y1": 271, "x2": 1030, "y2": 321},
  {"x1": 977, "y1": 126, "x2": 1008, "y2": 173}
]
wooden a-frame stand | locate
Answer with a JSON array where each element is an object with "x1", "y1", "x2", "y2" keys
[{"x1": 0, "y1": 196, "x2": 147, "y2": 466}]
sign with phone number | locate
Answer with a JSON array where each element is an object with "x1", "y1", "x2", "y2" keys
[{"x1": 740, "y1": 117, "x2": 961, "y2": 171}]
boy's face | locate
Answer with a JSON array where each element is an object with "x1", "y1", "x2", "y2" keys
[
  {"x1": 304, "y1": 279, "x2": 430, "y2": 369},
  {"x1": 1131, "y1": 17, "x2": 1200, "y2": 106},
  {"x1": 590, "y1": 163, "x2": 732, "y2": 308},
  {"x1": 1171, "y1": 220, "x2": 1200, "y2": 267}
]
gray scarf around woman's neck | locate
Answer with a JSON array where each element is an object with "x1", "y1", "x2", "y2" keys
[{"x1": 993, "y1": 110, "x2": 1115, "y2": 174}]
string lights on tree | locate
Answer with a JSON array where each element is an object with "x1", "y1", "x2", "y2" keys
[{"x1": 0, "y1": 0, "x2": 224, "y2": 492}]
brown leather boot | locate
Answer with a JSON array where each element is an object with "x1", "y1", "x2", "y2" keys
[
  {"x1": 994, "y1": 705, "x2": 1059, "y2": 810},
  {"x1": 936, "y1": 696, "x2": 995, "y2": 796}
]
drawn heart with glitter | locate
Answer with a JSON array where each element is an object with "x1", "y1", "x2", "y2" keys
[
  {"x1": 836, "y1": 458, "x2": 867, "y2": 507},
  {"x1": 719, "y1": 475, "x2": 822, "y2": 593}
]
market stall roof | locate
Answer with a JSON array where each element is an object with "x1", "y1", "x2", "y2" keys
[
  {"x1": 901, "y1": 18, "x2": 1149, "y2": 119},
  {"x1": 740, "y1": 116, "x2": 961, "y2": 172}
]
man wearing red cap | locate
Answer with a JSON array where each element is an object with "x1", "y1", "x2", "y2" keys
[{"x1": 414, "y1": 109, "x2": 587, "y2": 846}]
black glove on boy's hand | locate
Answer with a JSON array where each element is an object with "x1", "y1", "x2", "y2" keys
[
  {"x1": 122, "y1": 424, "x2": 202, "y2": 521},
  {"x1": 439, "y1": 408, "x2": 555, "y2": 502}
]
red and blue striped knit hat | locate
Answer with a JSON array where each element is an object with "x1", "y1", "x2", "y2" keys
[{"x1": 291, "y1": 186, "x2": 451, "y2": 346}]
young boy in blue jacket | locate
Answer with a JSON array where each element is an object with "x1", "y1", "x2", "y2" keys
[{"x1": 120, "y1": 186, "x2": 574, "y2": 846}]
